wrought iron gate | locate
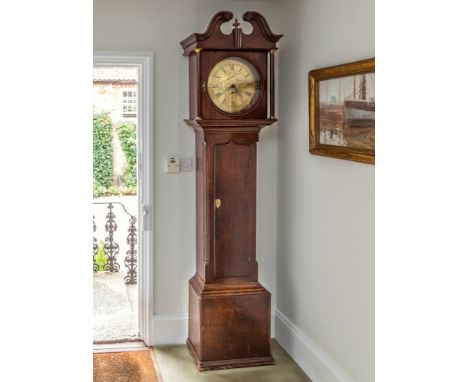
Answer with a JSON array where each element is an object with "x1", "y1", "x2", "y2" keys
[{"x1": 93, "y1": 202, "x2": 137, "y2": 285}]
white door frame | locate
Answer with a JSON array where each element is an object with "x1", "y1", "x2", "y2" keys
[{"x1": 94, "y1": 52, "x2": 154, "y2": 345}]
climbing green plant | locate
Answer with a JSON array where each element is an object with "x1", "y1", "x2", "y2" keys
[
  {"x1": 95, "y1": 241, "x2": 108, "y2": 272},
  {"x1": 117, "y1": 122, "x2": 137, "y2": 193},
  {"x1": 93, "y1": 113, "x2": 113, "y2": 194}
]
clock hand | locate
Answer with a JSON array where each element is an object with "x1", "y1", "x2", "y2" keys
[
  {"x1": 235, "y1": 81, "x2": 256, "y2": 90},
  {"x1": 221, "y1": 83, "x2": 238, "y2": 95}
]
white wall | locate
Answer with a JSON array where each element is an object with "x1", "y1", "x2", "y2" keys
[
  {"x1": 276, "y1": 1, "x2": 375, "y2": 382},
  {"x1": 94, "y1": 0, "x2": 280, "y2": 336}
]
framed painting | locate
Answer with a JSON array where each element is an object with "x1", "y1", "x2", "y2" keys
[{"x1": 309, "y1": 58, "x2": 375, "y2": 164}]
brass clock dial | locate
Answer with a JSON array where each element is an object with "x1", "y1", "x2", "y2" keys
[{"x1": 207, "y1": 57, "x2": 260, "y2": 114}]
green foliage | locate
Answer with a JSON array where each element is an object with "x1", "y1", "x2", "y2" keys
[
  {"x1": 93, "y1": 113, "x2": 113, "y2": 193},
  {"x1": 95, "y1": 241, "x2": 108, "y2": 272},
  {"x1": 93, "y1": 179, "x2": 107, "y2": 198},
  {"x1": 92, "y1": 114, "x2": 137, "y2": 197},
  {"x1": 117, "y1": 122, "x2": 137, "y2": 192}
]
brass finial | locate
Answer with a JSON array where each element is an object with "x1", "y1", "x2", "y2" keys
[{"x1": 233, "y1": 18, "x2": 240, "y2": 28}]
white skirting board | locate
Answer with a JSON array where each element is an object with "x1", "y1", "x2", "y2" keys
[
  {"x1": 275, "y1": 310, "x2": 354, "y2": 382},
  {"x1": 151, "y1": 310, "x2": 353, "y2": 382}
]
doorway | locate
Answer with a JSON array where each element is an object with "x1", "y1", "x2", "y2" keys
[{"x1": 93, "y1": 53, "x2": 154, "y2": 346}]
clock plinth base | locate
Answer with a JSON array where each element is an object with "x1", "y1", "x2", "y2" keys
[
  {"x1": 186, "y1": 338, "x2": 274, "y2": 371},
  {"x1": 187, "y1": 276, "x2": 274, "y2": 371}
]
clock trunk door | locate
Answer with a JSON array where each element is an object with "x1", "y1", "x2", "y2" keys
[{"x1": 213, "y1": 138, "x2": 256, "y2": 280}]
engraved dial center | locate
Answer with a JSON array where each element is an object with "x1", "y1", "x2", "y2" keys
[{"x1": 207, "y1": 57, "x2": 260, "y2": 114}]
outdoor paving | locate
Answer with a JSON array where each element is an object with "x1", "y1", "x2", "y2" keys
[{"x1": 93, "y1": 271, "x2": 138, "y2": 342}]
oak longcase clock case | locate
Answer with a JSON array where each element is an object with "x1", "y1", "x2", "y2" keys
[{"x1": 180, "y1": 11, "x2": 282, "y2": 371}]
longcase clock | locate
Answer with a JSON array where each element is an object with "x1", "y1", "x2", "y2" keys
[{"x1": 180, "y1": 11, "x2": 282, "y2": 371}]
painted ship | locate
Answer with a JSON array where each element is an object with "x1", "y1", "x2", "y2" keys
[
  {"x1": 343, "y1": 74, "x2": 375, "y2": 129},
  {"x1": 319, "y1": 73, "x2": 374, "y2": 149}
]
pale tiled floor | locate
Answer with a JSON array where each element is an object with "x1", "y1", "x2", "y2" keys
[{"x1": 153, "y1": 340, "x2": 311, "y2": 382}]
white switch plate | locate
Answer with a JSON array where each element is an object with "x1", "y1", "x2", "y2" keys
[
  {"x1": 165, "y1": 157, "x2": 180, "y2": 173},
  {"x1": 180, "y1": 158, "x2": 193, "y2": 172}
]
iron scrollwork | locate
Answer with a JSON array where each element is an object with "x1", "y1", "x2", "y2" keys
[
  {"x1": 93, "y1": 201, "x2": 137, "y2": 282},
  {"x1": 104, "y1": 203, "x2": 121, "y2": 272},
  {"x1": 93, "y1": 216, "x2": 98, "y2": 272},
  {"x1": 124, "y1": 215, "x2": 137, "y2": 285}
]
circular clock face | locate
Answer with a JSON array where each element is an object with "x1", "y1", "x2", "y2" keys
[{"x1": 207, "y1": 57, "x2": 260, "y2": 114}]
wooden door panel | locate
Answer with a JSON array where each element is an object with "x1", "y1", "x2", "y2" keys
[{"x1": 214, "y1": 140, "x2": 255, "y2": 279}]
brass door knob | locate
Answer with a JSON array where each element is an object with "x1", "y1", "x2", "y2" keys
[{"x1": 215, "y1": 199, "x2": 222, "y2": 209}]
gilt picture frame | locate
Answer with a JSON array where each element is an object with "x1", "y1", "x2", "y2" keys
[{"x1": 309, "y1": 58, "x2": 375, "y2": 164}]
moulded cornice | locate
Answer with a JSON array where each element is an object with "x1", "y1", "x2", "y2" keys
[{"x1": 180, "y1": 11, "x2": 282, "y2": 55}]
